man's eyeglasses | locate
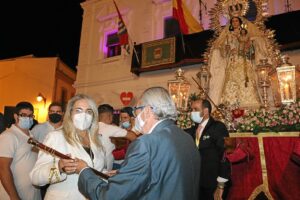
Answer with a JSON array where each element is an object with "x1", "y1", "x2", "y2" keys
[
  {"x1": 18, "y1": 113, "x2": 35, "y2": 118},
  {"x1": 132, "y1": 106, "x2": 146, "y2": 117}
]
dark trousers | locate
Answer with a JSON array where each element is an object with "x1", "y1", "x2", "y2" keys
[
  {"x1": 199, "y1": 186, "x2": 215, "y2": 200},
  {"x1": 199, "y1": 185, "x2": 230, "y2": 200},
  {"x1": 40, "y1": 184, "x2": 49, "y2": 199}
]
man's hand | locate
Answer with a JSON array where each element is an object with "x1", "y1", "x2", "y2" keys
[
  {"x1": 126, "y1": 131, "x2": 137, "y2": 141},
  {"x1": 214, "y1": 187, "x2": 224, "y2": 200},
  {"x1": 106, "y1": 170, "x2": 118, "y2": 177},
  {"x1": 74, "y1": 159, "x2": 88, "y2": 174}
]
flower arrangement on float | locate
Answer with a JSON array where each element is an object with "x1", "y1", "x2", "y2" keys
[
  {"x1": 176, "y1": 111, "x2": 194, "y2": 129},
  {"x1": 235, "y1": 99, "x2": 300, "y2": 134},
  {"x1": 176, "y1": 92, "x2": 300, "y2": 133}
]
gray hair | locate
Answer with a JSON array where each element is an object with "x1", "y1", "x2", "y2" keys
[{"x1": 140, "y1": 87, "x2": 177, "y2": 120}]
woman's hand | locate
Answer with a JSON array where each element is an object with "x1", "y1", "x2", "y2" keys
[{"x1": 58, "y1": 155, "x2": 78, "y2": 174}]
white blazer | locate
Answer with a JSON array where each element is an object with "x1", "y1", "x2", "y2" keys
[{"x1": 30, "y1": 130, "x2": 106, "y2": 200}]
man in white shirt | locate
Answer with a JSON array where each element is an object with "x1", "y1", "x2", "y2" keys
[
  {"x1": 97, "y1": 104, "x2": 136, "y2": 170},
  {"x1": 31, "y1": 102, "x2": 64, "y2": 143},
  {"x1": 0, "y1": 102, "x2": 41, "y2": 200}
]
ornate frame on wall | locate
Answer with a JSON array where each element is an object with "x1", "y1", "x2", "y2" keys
[{"x1": 141, "y1": 37, "x2": 176, "y2": 68}]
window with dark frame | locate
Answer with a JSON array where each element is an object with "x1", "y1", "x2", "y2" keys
[
  {"x1": 106, "y1": 32, "x2": 121, "y2": 58},
  {"x1": 164, "y1": 17, "x2": 180, "y2": 38}
]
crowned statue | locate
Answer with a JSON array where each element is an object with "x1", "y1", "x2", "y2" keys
[{"x1": 206, "y1": 0, "x2": 280, "y2": 109}]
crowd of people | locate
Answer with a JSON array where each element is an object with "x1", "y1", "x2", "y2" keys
[{"x1": 0, "y1": 86, "x2": 230, "y2": 200}]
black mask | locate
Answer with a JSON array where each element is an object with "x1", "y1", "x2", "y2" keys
[{"x1": 49, "y1": 113, "x2": 62, "y2": 123}]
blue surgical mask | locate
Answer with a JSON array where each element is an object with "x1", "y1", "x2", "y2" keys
[
  {"x1": 18, "y1": 117, "x2": 33, "y2": 130},
  {"x1": 190, "y1": 111, "x2": 203, "y2": 124},
  {"x1": 122, "y1": 121, "x2": 131, "y2": 129}
]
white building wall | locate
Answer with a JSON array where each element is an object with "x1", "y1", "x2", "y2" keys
[{"x1": 75, "y1": 0, "x2": 300, "y2": 109}]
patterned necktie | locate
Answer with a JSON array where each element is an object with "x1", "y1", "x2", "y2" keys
[{"x1": 195, "y1": 125, "x2": 202, "y2": 147}]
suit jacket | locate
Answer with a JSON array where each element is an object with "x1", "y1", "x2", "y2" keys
[
  {"x1": 78, "y1": 119, "x2": 201, "y2": 200},
  {"x1": 185, "y1": 117, "x2": 230, "y2": 188}
]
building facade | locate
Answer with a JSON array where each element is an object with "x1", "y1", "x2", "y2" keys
[
  {"x1": 0, "y1": 56, "x2": 76, "y2": 123},
  {"x1": 75, "y1": 0, "x2": 300, "y2": 108}
]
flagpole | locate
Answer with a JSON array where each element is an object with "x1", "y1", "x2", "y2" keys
[
  {"x1": 129, "y1": 37, "x2": 140, "y2": 65},
  {"x1": 180, "y1": 31, "x2": 186, "y2": 55},
  {"x1": 113, "y1": 0, "x2": 139, "y2": 64}
]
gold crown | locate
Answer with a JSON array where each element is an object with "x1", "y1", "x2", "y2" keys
[{"x1": 222, "y1": 0, "x2": 249, "y2": 19}]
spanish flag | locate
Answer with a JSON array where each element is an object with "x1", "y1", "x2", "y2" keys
[{"x1": 173, "y1": 0, "x2": 203, "y2": 34}]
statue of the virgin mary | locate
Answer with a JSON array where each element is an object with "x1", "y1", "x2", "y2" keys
[{"x1": 207, "y1": 0, "x2": 277, "y2": 108}]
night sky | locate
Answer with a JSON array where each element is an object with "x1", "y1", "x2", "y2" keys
[{"x1": 0, "y1": 0, "x2": 84, "y2": 71}]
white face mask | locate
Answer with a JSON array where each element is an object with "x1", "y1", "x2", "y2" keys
[
  {"x1": 134, "y1": 110, "x2": 145, "y2": 133},
  {"x1": 18, "y1": 117, "x2": 33, "y2": 130},
  {"x1": 190, "y1": 111, "x2": 203, "y2": 123},
  {"x1": 73, "y1": 113, "x2": 93, "y2": 131}
]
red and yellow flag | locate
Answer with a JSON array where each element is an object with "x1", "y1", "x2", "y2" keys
[{"x1": 172, "y1": 0, "x2": 203, "y2": 34}]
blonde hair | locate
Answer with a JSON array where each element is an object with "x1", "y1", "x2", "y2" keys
[{"x1": 62, "y1": 94, "x2": 102, "y2": 149}]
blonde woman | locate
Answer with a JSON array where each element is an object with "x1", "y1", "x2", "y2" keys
[{"x1": 30, "y1": 94, "x2": 106, "y2": 200}]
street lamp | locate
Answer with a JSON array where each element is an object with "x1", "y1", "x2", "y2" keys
[
  {"x1": 276, "y1": 55, "x2": 297, "y2": 104},
  {"x1": 256, "y1": 58, "x2": 272, "y2": 108},
  {"x1": 37, "y1": 93, "x2": 47, "y2": 107},
  {"x1": 168, "y1": 68, "x2": 191, "y2": 111},
  {"x1": 196, "y1": 63, "x2": 211, "y2": 99}
]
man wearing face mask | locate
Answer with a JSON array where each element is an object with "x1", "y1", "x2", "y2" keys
[
  {"x1": 98, "y1": 104, "x2": 137, "y2": 170},
  {"x1": 75, "y1": 87, "x2": 200, "y2": 200},
  {"x1": 31, "y1": 102, "x2": 64, "y2": 143},
  {"x1": 111, "y1": 107, "x2": 135, "y2": 169},
  {"x1": 185, "y1": 98, "x2": 231, "y2": 200},
  {"x1": 0, "y1": 102, "x2": 41, "y2": 200},
  {"x1": 119, "y1": 107, "x2": 134, "y2": 130}
]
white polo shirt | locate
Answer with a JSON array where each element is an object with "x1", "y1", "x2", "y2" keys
[
  {"x1": 98, "y1": 122, "x2": 127, "y2": 170},
  {"x1": 0, "y1": 125, "x2": 41, "y2": 200}
]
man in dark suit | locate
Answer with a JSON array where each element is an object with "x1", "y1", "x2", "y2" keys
[
  {"x1": 75, "y1": 87, "x2": 201, "y2": 200},
  {"x1": 185, "y1": 98, "x2": 231, "y2": 200}
]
